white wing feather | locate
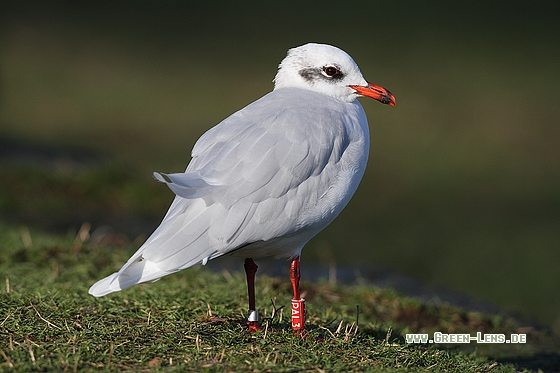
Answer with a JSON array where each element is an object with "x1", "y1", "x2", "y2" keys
[{"x1": 89, "y1": 88, "x2": 369, "y2": 297}]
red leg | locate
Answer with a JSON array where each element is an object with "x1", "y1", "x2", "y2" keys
[
  {"x1": 290, "y1": 256, "x2": 305, "y2": 334},
  {"x1": 244, "y1": 258, "x2": 261, "y2": 332}
]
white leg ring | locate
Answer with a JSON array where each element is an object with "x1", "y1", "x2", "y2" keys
[{"x1": 248, "y1": 310, "x2": 259, "y2": 322}]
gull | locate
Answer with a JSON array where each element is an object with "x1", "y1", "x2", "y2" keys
[{"x1": 89, "y1": 43, "x2": 395, "y2": 333}]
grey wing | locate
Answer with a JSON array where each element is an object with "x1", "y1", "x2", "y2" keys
[
  {"x1": 171, "y1": 105, "x2": 352, "y2": 242},
  {"x1": 145, "y1": 101, "x2": 353, "y2": 257},
  {"x1": 89, "y1": 93, "x2": 356, "y2": 296}
]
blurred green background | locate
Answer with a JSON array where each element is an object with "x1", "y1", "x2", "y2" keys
[{"x1": 1, "y1": 1, "x2": 559, "y2": 330}]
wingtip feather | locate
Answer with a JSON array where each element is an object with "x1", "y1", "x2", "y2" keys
[{"x1": 88, "y1": 273, "x2": 121, "y2": 297}]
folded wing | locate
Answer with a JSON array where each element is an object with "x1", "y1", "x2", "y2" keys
[{"x1": 89, "y1": 89, "x2": 360, "y2": 297}]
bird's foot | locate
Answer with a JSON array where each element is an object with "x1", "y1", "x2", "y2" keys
[
  {"x1": 246, "y1": 309, "x2": 262, "y2": 332},
  {"x1": 246, "y1": 320, "x2": 263, "y2": 332},
  {"x1": 292, "y1": 328, "x2": 306, "y2": 338}
]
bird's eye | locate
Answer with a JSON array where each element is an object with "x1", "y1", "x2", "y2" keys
[{"x1": 323, "y1": 66, "x2": 339, "y2": 77}]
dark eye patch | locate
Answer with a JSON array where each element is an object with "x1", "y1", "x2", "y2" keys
[{"x1": 299, "y1": 65, "x2": 344, "y2": 83}]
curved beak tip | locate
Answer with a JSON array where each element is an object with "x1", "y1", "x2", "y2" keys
[{"x1": 383, "y1": 94, "x2": 397, "y2": 107}]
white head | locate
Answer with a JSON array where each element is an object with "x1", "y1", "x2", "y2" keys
[{"x1": 274, "y1": 43, "x2": 396, "y2": 106}]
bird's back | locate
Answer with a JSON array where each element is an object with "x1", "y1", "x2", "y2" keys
[{"x1": 89, "y1": 88, "x2": 369, "y2": 297}]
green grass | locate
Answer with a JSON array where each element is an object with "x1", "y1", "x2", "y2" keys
[{"x1": 1, "y1": 223, "x2": 559, "y2": 372}]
